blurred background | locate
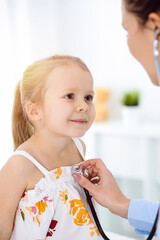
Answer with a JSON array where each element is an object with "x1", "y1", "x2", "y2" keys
[{"x1": 1, "y1": 0, "x2": 160, "y2": 239}]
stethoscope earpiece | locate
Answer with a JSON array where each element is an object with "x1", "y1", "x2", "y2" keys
[
  {"x1": 153, "y1": 28, "x2": 160, "y2": 85},
  {"x1": 155, "y1": 28, "x2": 160, "y2": 38}
]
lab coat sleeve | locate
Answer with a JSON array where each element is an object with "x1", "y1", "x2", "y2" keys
[{"x1": 128, "y1": 199, "x2": 159, "y2": 235}]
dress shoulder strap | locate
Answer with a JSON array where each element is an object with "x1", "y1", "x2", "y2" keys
[
  {"x1": 12, "y1": 150, "x2": 49, "y2": 176},
  {"x1": 72, "y1": 138, "x2": 85, "y2": 160}
]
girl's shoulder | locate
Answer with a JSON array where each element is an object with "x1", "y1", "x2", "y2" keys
[
  {"x1": 2, "y1": 154, "x2": 42, "y2": 191},
  {"x1": 7, "y1": 153, "x2": 36, "y2": 175},
  {"x1": 0, "y1": 154, "x2": 41, "y2": 232}
]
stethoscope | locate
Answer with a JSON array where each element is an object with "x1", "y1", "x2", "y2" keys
[
  {"x1": 72, "y1": 162, "x2": 159, "y2": 240},
  {"x1": 72, "y1": 163, "x2": 110, "y2": 239},
  {"x1": 71, "y1": 30, "x2": 160, "y2": 240},
  {"x1": 154, "y1": 28, "x2": 160, "y2": 85}
]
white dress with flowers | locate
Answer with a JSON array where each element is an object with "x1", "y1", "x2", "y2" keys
[{"x1": 10, "y1": 138, "x2": 102, "y2": 240}]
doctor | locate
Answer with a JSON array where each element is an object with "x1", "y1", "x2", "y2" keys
[{"x1": 73, "y1": 0, "x2": 160, "y2": 237}]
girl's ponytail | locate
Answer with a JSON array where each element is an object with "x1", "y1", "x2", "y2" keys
[{"x1": 12, "y1": 81, "x2": 33, "y2": 150}]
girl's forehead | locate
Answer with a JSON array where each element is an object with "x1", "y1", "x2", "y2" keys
[
  {"x1": 49, "y1": 64, "x2": 89, "y2": 76},
  {"x1": 46, "y1": 65, "x2": 93, "y2": 87}
]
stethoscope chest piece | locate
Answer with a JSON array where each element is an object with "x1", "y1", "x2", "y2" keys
[{"x1": 71, "y1": 163, "x2": 89, "y2": 178}]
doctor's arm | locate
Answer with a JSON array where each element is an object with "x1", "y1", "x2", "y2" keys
[
  {"x1": 72, "y1": 158, "x2": 160, "y2": 235},
  {"x1": 128, "y1": 199, "x2": 159, "y2": 235}
]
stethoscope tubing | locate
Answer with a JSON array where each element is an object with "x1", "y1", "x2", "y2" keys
[
  {"x1": 146, "y1": 209, "x2": 159, "y2": 240},
  {"x1": 84, "y1": 187, "x2": 159, "y2": 240},
  {"x1": 72, "y1": 141, "x2": 159, "y2": 238},
  {"x1": 84, "y1": 188, "x2": 110, "y2": 240}
]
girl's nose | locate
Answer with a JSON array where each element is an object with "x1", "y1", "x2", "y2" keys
[{"x1": 76, "y1": 101, "x2": 89, "y2": 112}]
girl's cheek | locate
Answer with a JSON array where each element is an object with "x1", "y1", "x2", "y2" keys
[{"x1": 91, "y1": 107, "x2": 96, "y2": 122}]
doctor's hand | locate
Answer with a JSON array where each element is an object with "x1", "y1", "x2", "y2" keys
[{"x1": 72, "y1": 158, "x2": 130, "y2": 219}]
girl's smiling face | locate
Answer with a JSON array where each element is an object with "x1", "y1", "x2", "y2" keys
[{"x1": 38, "y1": 64, "x2": 95, "y2": 138}]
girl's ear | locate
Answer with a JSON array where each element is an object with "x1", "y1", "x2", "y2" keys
[
  {"x1": 25, "y1": 102, "x2": 42, "y2": 123},
  {"x1": 148, "y1": 12, "x2": 160, "y2": 30}
]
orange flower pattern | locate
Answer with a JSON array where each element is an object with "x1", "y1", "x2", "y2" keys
[
  {"x1": 69, "y1": 199, "x2": 100, "y2": 237},
  {"x1": 13, "y1": 167, "x2": 101, "y2": 238},
  {"x1": 54, "y1": 168, "x2": 62, "y2": 179},
  {"x1": 24, "y1": 196, "x2": 53, "y2": 227},
  {"x1": 59, "y1": 189, "x2": 68, "y2": 204}
]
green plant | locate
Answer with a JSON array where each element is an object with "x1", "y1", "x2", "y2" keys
[{"x1": 121, "y1": 90, "x2": 140, "y2": 106}]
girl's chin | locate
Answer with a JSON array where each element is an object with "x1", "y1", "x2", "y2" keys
[
  {"x1": 70, "y1": 131, "x2": 86, "y2": 138},
  {"x1": 73, "y1": 133, "x2": 85, "y2": 138}
]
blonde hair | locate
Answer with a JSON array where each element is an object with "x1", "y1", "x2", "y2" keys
[{"x1": 12, "y1": 55, "x2": 91, "y2": 150}]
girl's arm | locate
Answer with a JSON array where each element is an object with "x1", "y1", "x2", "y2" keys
[{"x1": 0, "y1": 155, "x2": 32, "y2": 240}]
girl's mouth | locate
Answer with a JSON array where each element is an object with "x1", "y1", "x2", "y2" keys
[{"x1": 70, "y1": 119, "x2": 88, "y2": 124}]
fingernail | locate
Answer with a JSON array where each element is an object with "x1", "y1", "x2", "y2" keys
[{"x1": 72, "y1": 173, "x2": 81, "y2": 181}]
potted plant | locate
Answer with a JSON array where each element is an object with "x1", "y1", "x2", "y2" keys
[{"x1": 120, "y1": 89, "x2": 141, "y2": 124}]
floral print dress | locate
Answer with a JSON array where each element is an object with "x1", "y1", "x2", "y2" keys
[{"x1": 10, "y1": 138, "x2": 102, "y2": 240}]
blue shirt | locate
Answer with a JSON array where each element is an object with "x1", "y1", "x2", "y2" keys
[{"x1": 128, "y1": 199, "x2": 160, "y2": 235}]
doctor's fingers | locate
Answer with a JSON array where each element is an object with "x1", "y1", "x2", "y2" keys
[
  {"x1": 87, "y1": 165, "x2": 101, "y2": 179},
  {"x1": 80, "y1": 158, "x2": 106, "y2": 171},
  {"x1": 87, "y1": 161, "x2": 110, "y2": 180},
  {"x1": 91, "y1": 177, "x2": 100, "y2": 184},
  {"x1": 72, "y1": 173, "x2": 98, "y2": 195}
]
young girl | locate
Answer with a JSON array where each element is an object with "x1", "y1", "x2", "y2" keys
[{"x1": 0, "y1": 55, "x2": 102, "y2": 240}]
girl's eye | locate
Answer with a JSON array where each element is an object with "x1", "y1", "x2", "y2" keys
[
  {"x1": 65, "y1": 93, "x2": 74, "y2": 99},
  {"x1": 85, "y1": 95, "x2": 93, "y2": 102}
]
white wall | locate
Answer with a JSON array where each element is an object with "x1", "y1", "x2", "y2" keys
[
  {"x1": 26, "y1": 0, "x2": 160, "y2": 121},
  {"x1": 11, "y1": 0, "x2": 160, "y2": 119}
]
